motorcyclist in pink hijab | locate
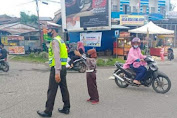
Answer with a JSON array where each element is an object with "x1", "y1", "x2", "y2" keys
[{"x1": 123, "y1": 37, "x2": 147, "y2": 85}]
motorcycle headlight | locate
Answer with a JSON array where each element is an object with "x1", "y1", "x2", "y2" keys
[{"x1": 149, "y1": 63, "x2": 158, "y2": 71}]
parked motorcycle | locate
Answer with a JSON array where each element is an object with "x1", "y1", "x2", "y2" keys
[
  {"x1": 113, "y1": 56, "x2": 171, "y2": 94},
  {"x1": 0, "y1": 59, "x2": 9, "y2": 72},
  {"x1": 167, "y1": 48, "x2": 174, "y2": 61},
  {"x1": 67, "y1": 54, "x2": 87, "y2": 73}
]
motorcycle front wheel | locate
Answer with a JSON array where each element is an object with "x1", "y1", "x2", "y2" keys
[
  {"x1": 115, "y1": 71, "x2": 129, "y2": 88},
  {"x1": 152, "y1": 75, "x2": 171, "y2": 94}
]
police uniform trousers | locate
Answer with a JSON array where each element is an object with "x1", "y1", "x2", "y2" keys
[{"x1": 45, "y1": 66, "x2": 70, "y2": 113}]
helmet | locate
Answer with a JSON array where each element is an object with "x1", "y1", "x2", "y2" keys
[
  {"x1": 132, "y1": 37, "x2": 140, "y2": 43},
  {"x1": 87, "y1": 49, "x2": 97, "y2": 58},
  {"x1": 131, "y1": 37, "x2": 141, "y2": 45}
]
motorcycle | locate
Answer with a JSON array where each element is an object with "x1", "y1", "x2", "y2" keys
[
  {"x1": 67, "y1": 54, "x2": 87, "y2": 73},
  {"x1": 113, "y1": 56, "x2": 171, "y2": 94},
  {"x1": 0, "y1": 59, "x2": 9, "y2": 72},
  {"x1": 167, "y1": 48, "x2": 174, "y2": 61}
]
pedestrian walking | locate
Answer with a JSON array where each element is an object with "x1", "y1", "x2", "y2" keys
[
  {"x1": 86, "y1": 49, "x2": 99, "y2": 105},
  {"x1": 37, "y1": 24, "x2": 70, "y2": 117}
]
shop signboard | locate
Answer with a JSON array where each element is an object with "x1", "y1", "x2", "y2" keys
[
  {"x1": 8, "y1": 46, "x2": 25, "y2": 54},
  {"x1": 120, "y1": 15, "x2": 145, "y2": 26},
  {"x1": 1, "y1": 36, "x2": 8, "y2": 45},
  {"x1": 7, "y1": 36, "x2": 24, "y2": 40},
  {"x1": 119, "y1": 32, "x2": 130, "y2": 38},
  {"x1": 115, "y1": 30, "x2": 119, "y2": 38},
  {"x1": 80, "y1": 32, "x2": 102, "y2": 47},
  {"x1": 61, "y1": 0, "x2": 111, "y2": 31}
]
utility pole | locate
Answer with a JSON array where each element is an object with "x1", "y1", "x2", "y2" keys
[{"x1": 35, "y1": 0, "x2": 42, "y2": 50}]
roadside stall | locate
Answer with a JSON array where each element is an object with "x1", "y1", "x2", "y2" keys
[
  {"x1": 129, "y1": 21, "x2": 174, "y2": 56},
  {"x1": 113, "y1": 32, "x2": 131, "y2": 58}
]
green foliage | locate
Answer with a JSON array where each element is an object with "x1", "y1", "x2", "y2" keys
[
  {"x1": 11, "y1": 52, "x2": 48, "y2": 63},
  {"x1": 141, "y1": 50, "x2": 145, "y2": 55},
  {"x1": 20, "y1": 12, "x2": 38, "y2": 25},
  {"x1": 96, "y1": 59, "x2": 106, "y2": 66},
  {"x1": 170, "y1": 3, "x2": 176, "y2": 11}
]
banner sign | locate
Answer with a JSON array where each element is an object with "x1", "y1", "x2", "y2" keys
[
  {"x1": 1, "y1": 37, "x2": 8, "y2": 45},
  {"x1": 8, "y1": 46, "x2": 25, "y2": 54},
  {"x1": 80, "y1": 32, "x2": 102, "y2": 47},
  {"x1": 119, "y1": 32, "x2": 130, "y2": 38},
  {"x1": 7, "y1": 36, "x2": 24, "y2": 40},
  {"x1": 62, "y1": 0, "x2": 111, "y2": 31},
  {"x1": 120, "y1": 15, "x2": 145, "y2": 26}
]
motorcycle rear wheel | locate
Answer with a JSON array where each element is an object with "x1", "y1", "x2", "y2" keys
[
  {"x1": 2, "y1": 62, "x2": 9, "y2": 72},
  {"x1": 115, "y1": 71, "x2": 129, "y2": 88},
  {"x1": 78, "y1": 62, "x2": 86, "y2": 73},
  {"x1": 152, "y1": 75, "x2": 171, "y2": 94}
]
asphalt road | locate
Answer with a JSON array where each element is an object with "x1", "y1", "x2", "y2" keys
[{"x1": 0, "y1": 60, "x2": 177, "y2": 118}]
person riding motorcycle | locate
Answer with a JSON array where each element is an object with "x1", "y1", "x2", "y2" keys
[
  {"x1": 69, "y1": 41, "x2": 85, "y2": 68},
  {"x1": 0, "y1": 44, "x2": 7, "y2": 60},
  {"x1": 123, "y1": 37, "x2": 147, "y2": 85}
]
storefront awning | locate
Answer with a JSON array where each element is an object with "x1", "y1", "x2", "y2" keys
[
  {"x1": 128, "y1": 21, "x2": 174, "y2": 34},
  {"x1": 111, "y1": 25, "x2": 129, "y2": 29}
]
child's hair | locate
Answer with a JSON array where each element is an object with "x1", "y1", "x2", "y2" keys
[{"x1": 87, "y1": 49, "x2": 97, "y2": 58}]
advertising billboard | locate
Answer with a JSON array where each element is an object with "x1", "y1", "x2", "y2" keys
[
  {"x1": 120, "y1": 15, "x2": 145, "y2": 26},
  {"x1": 80, "y1": 32, "x2": 102, "y2": 47},
  {"x1": 61, "y1": 0, "x2": 111, "y2": 32},
  {"x1": 8, "y1": 46, "x2": 25, "y2": 54}
]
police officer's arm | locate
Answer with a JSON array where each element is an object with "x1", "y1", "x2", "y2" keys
[{"x1": 52, "y1": 39, "x2": 61, "y2": 75}]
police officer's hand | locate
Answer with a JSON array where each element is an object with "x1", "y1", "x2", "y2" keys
[{"x1": 55, "y1": 74, "x2": 61, "y2": 83}]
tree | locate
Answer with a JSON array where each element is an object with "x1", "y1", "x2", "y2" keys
[
  {"x1": 20, "y1": 12, "x2": 38, "y2": 25},
  {"x1": 170, "y1": 3, "x2": 176, "y2": 11}
]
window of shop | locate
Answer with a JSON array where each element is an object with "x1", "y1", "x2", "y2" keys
[
  {"x1": 112, "y1": 5, "x2": 118, "y2": 12},
  {"x1": 160, "y1": 6, "x2": 166, "y2": 16},
  {"x1": 133, "y1": 6, "x2": 138, "y2": 12},
  {"x1": 151, "y1": 7, "x2": 155, "y2": 13},
  {"x1": 142, "y1": 6, "x2": 147, "y2": 13},
  {"x1": 123, "y1": 4, "x2": 130, "y2": 14}
]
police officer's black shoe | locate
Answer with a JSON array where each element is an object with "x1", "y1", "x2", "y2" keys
[
  {"x1": 58, "y1": 108, "x2": 70, "y2": 114},
  {"x1": 37, "y1": 110, "x2": 52, "y2": 117}
]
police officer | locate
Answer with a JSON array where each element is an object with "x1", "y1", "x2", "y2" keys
[{"x1": 37, "y1": 24, "x2": 70, "y2": 117}]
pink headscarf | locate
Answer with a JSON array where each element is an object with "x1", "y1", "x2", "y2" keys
[
  {"x1": 77, "y1": 41, "x2": 85, "y2": 52},
  {"x1": 123, "y1": 47, "x2": 146, "y2": 69}
]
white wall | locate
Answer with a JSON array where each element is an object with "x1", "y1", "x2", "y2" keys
[
  {"x1": 149, "y1": 0, "x2": 158, "y2": 13},
  {"x1": 129, "y1": 0, "x2": 139, "y2": 12},
  {"x1": 111, "y1": 0, "x2": 120, "y2": 11},
  {"x1": 166, "y1": 0, "x2": 170, "y2": 12}
]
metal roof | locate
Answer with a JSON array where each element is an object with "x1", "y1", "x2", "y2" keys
[{"x1": 0, "y1": 22, "x2": 38, "y2": 35}]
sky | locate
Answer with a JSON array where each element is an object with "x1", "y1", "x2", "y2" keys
[
  {"x1": 0, "y1": 0, "x2": 177, "y2": 18},
  {"x1": 0, "y1": 0, "x2": 61, "y2": 18}
]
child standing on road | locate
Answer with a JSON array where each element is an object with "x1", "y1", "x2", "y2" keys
[{"x1": 86, "y1": 49, "x2": 99, "y2": 105}]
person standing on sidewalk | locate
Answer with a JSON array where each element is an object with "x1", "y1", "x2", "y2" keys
[
  {"x1": 160, "y1": 45, "x2": 165, "y2": 61},
  {"x1": 37, "y1": 24, "x2": 70, "y2": 117},
  {"x1": 86, "y1": 49, "x2": 99, "y2": 105}
]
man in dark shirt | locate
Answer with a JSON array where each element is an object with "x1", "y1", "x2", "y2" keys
[{"x1": 0, "y1": 44, "x2": 7, "y2": 59}]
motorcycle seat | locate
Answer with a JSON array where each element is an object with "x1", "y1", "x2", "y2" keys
[{"x1": 125, "y1": 68, "x2": 136, "y2": 76}]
